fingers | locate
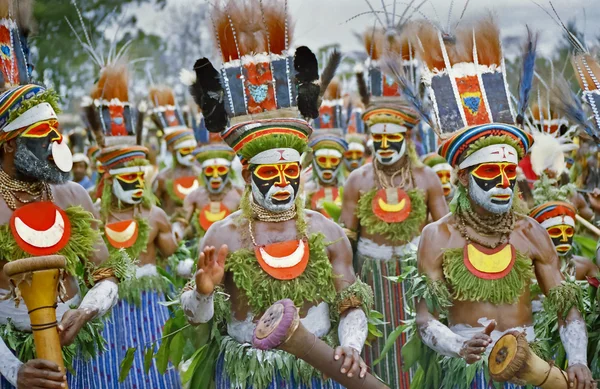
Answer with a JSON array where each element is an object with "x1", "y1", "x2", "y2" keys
[
  {"x1": 339, "y1": 351, "x2": 353, "y2": 376},
  {"x1": 359, "y1": 360, "x2": 368, "y2": 378},
  {"x1": 346, "y1": 350, "x2": 360, "y2": 378},
  {"x1": 198, "y1": 251, "x2": 206, "y2": 269},
  {"x1": 29, "y1": 359, "x2": 61, "y2": 373},
  {"x1": 568, "y1": 368, "x2": 576, "y2": 388},
  {"x1": 217, "y1": 244, "x2": 229, "y2": 267},
  {"x1": 466, "y1": 338, "x2": 490, "y2": 348},
  {"x1": 463, "y1": 346, "x2": 487, "y2": 357},
  {"x1": 30, "y1": 378, "x2": 66, "y2": 388}
]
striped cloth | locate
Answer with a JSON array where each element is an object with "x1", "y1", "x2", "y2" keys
[
  {"x1": 69, "y1": 290, "x2": 181, "y2": 389},
  {"x1": 466, "y1": 368, "x2": 538, "y2": 389},
  {"x1": 215, "y1": 353, "x2": 346, "y2": 389},
  {"x1": 358, "y1": 254, "x2": 411, "y2": 389}
]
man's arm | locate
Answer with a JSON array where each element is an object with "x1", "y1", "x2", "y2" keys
[
  {"x1": 339, "y1": 171, "x2": 361, "y2": 241},
  {"x1": 152, "y1": 206, "x2": 178, "y2": 257},
  {"x1": 529, "y1": 218, "x2": 594, "y2": 388},
  {"x1": 423, "y1": 167, "x2": 449, "y2": 221},
  {"x1": 571, "y1": 192, "x2": 594, "y2": 221},
  {"x1": 415, "y1": 222, "x2": 493, "y2": 363}
]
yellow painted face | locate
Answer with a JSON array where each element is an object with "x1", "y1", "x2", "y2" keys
[
  {"x1": 203, "y1": 164, "x2": 229, "y2": 178},
  {"x1": 315, "y1": 154, "x2": 341, "y2": 169},
  {"x1": 546, "y1": 224, "x2": 574, "y2": 254},
  {"x1": 113, "y1": 171, "x2": 145, "y2": 203},
  {"x1": 203, "y1": 164, "x2": 230, "y2": 193},
  {"x1": 178, "y1": 146, "x2": 196, "y2": 156}
]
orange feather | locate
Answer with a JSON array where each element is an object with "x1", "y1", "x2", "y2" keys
[
  {"x1": 90, "y1": 62, "x2": 129, "y2": 102},
  {"x1": 149, "y1": 86, "x2": 175, "y2": 107}
]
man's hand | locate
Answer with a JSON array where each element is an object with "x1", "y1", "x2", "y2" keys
[
  {"x1": 17, "y1": 359, "x2": 66, "y2": 389},
  {"x1": 459, "y1": 321, "x2": 495, "y2": 364},
  {"x1": 195, "y1": 245, "x2": 228, "y2": 295},
  {"x1": 567, "y1": 363, "x2": 596, "y2": 389},
  {"x1": 58, "y1": 308, "x2": 94, "y2": 346},
  {"x1": 333, "y1": 346, "x2": 368, "y2": 379},
  {"x1": 588, "y1": 189, "x2": 600, "y2": 214}
]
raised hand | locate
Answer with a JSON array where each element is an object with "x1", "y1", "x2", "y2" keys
[
  {"x1": 195, "y1": 244, "x2": 228, "y2": 295},
  {"x1": 460, "y1": 320, "x2": 496, "y2": 364}
]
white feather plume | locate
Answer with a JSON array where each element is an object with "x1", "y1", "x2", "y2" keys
[
  {"x1": 530, "y1": 131, "x2": 568, "y2": 175},
  {"x1": 179, "y1": 68, "x2": 197, "y2": 86}
]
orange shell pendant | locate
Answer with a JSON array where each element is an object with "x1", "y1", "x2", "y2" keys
[
  {"x1": 199, "y1": 202, "x2": 230, "y2": 231},
  {"x1": 10, "y1": 202, "x2": 71, "y2": 256},
  {"x1": 310, "y1": 187, "x2": 340, "y2": 219},
  {"x1": 173, "y1": 176, "x2": 199, "y2": 200},
  {"x1": 105, "y1": 220, "x2": 139, "y2": 249},
  {"x1": 371, "y1": 188, "x2": 412, "y2": 223},
  {"x1": 255, "y1": 239, "x2": 310, "y2": 280}
]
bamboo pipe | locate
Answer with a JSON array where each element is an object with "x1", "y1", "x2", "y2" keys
[
  {"x1": 4, "y1": 256, "x2": 68, "y2": 388},
  {"x1": 575, "y1": 214, "x2": 600, "y2": 237},
  {"x1": 253, "y1": 299, "x2": 389, "y2": 389}
]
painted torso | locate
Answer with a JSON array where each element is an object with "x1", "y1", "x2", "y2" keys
[
  {"x1": 211, "y1": 210, "x2": 336, "y2": 321},
  {"x1": 156, "y1": 164, "x2": 202, "y2": 215},
  {"x1": 430, "y1": 213, "x2": 541, "y2": 331},
  {"x1": 350, "y1": 162, "x2": 430, "y2": 246},
  {"x1": 0, "y1": 182, "x2": 90, "y2": 301},
  {"x1": 185, "y1": 185, "x2": 242, "y2": 234},
  {"x1": 102, "y1": 205, "x2": 163, "y2": 266}
]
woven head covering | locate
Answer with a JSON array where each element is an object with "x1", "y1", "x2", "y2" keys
[
  {"x1": 529, "y1": 201, "x2": 576, "y2": 229},
  {"x1": 164, "y1": 128, "x2": 196, "y2": 151},
  {"x1": 96, "y1": 145, "x2": 148, "y2": 172},
  {"x1": 0, "y1": 84, "x2": 60, "y2": 145},
  {"x1": 412, "y1": 18, "x2": 535, "y2": 168},
  {"x1": 193, "y1": 143, "x2": 235, "y2": 167},
  {"x1": 185, "y1": 0, "x2": 337, "y2": 168},
  {"x1": 309, "y1": 129, "x2": 348, "y2": 154},
  {"x1": 87, "y1": 145, "x2": 100, "y2": 160}
]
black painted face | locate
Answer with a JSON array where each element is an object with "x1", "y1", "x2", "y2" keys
[
  {"x1": 546, "y1": 224, "x2": 574, "y2": 255},
  {"x1": 14, "y1": 137, "x2": 69, "y2": 184},
  {"x1": 468, "y1": 162, "x2": 517, "y2": 214},
  {"x1": 372, "y1": 133, "x2": 405, "y2": 165},
  {"x1": 250, "y1": 162, "x2": 301, "y2": 212}
]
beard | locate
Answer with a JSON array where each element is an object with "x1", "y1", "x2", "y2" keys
[
  {"x1": 13, "y1": 138, "x2": 70, "y2": 184},
  {"x1": 251, "y1": 180, "x2": 296, "y2": 213},
  {"x1": 468, "y1": 174, "x2": 513, "y2": 214}
]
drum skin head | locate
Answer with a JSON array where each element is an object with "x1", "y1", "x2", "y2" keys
[{"x1": 489, "y1": 333, "x2": 519, "y2": 375}]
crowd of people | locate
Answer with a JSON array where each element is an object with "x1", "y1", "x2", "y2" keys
[{"x1": 0, "y1": 0, "x2": 598, "y2": 388}]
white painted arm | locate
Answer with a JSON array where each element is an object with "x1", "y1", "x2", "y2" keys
[
  {"x1": 78, "y1": 279, "x2": 119, "y2": 318},
  {"x1": 338, "y1": 309, "x2": 368, "y2": 353},
  {"x1": 559, "y1": 320, "x2": 588, "y2": 367},
  {"x1": 181, "y1": 290, "x2": 214, "y2": 324},
  {"x1": 419, "y1": 319, "x2": 467, "y2": 358},
  {"x1": 0, "y1": 335, "x2": 21, "y2": 387}
]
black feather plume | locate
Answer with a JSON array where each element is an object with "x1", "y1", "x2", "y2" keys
[
  {"x1": 356, "y1": 71, "x2": 370, "y2": 107},
  {"x1": 517, "y1": 26, "x2": 538, "y2": 126},
  {"x1": 294, "y1": 46, "x2": 320, "y2": 119},
  {"x1": 551, "y1": 76, "x2": 600, "y2": 142},
  {"x1": 191, "y1": 58, "x2": 227, "y2": 133},
  {"x1": 319, "y1": 50, "x2": 341, "y2": 97},
  {"x1": 83, "y1": 104, "x2": 105, "y2": 147},
  {"x1": 135, "y1": 106, "x2": 145, "y2": 146}
]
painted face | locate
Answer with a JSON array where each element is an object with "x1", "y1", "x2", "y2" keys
[
  {"x1": 546, "y1": 224, "x2": 574, "y2": 255},
  {"x1": 202, "y1": 164, "x2": 230, "y2": 194},
  {"x1": 251, "y1": 162, "x2": 301, "y2": 212},
  {"x1": 313, "y1": 149, "x2": 342, "y2": 184},
  {"x1": 176, "y1": 146, "x2": 195, "y2": 166},
  {"x1": 372, "y1": 132, "x2": 405, "y2": 165},
  {"x1": 112, "y1": 170, "x2": 145, "y2": 204},
  {"x1": 14, "y1": 120, "x2": 71, "y2": 183},
  {"x1": 468, "y1": 162, "x2": 517, "y2": 214},
  {"x1": 432, "y1": 163, "x2": 453, "y2": 198},
  {"x1": 344, "y1": 143, "x2": 365, "y2": 171}
]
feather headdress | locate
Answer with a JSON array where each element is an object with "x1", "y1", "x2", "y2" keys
[{"x1": 0, "y1": 0, "x2": 31, "y2": 90}]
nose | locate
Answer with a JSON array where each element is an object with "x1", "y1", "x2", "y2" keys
[
  {"x1": 324, "y1": 158, "x2": 333, "y2": 169},
  {"x1": 381, "y1": 135, "x2": 388, "y2": 149},
  {"x1": 135, "y1": 177, "x2": 144, "y2": 189},
  {"x1": 560, "y1": 229, "x2": 569, "y2": 242},
  {"x1": 274, "y1": 170, "x2": 288, "y2": 188},
  {"x1": 498, "y1": 170, "x2": 510, "y2": 189},
  {"x1": 211, "y1": 170, "x2": 219, "y2": 178},
  {"x1": 51, "y1": 131, "x2": 63, "y2": 144}
]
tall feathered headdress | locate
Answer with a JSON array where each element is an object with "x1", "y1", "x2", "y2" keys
[{"x1": 0, "y1": 0, "x2": 32, "y2": 90}]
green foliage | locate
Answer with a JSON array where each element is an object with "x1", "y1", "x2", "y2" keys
[
  {"x1": 543, "y1": 280, "x2": 584, "y2": 320},
  {"x1": 330, "y1": 278, "x2": 374, "y2": 323},
  {"x1": 31, "y1": 0, "x2": 167, "y2": 100},
  {"x1": 532, "y1": 174, "x2": 576, "y2": 206},
  {"x1": 356, "y1": 188, "x2": 427, "y2": 242},
  {"x1": 119, "y1": 347, "x2": 136, "y2": 382}
]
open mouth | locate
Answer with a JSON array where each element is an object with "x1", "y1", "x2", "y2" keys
[
  {"x1": 211, "y1": 181, "x2": 222, "y2": 189},
  {"x1": 556, "y1": 245, "x2": 571, "y2": 253},
  {"x1": 272, "y1": 191, "x2": 291, "y2": 201},
  {"x1": 491, "y1": 194, "x2": 511, "y2": 201},
  {"x1": 322, "y1": 171, "x2": 333, "y2": 180},
  {"x1": 350, "y1": 161, "x2": 359, "y2": 169},
  {"x1": 443, "y1": 187, "x2": 451, "y2": 196},
  {"x1": 132, "y1": 190, "x2": 144, "y2": 199}
]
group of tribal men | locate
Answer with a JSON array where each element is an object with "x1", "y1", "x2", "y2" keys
[{"x1": 0, "y1": 0, "x2": 599, "y2": 388}]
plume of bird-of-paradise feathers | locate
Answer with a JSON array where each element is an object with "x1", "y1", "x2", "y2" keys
[{"x1": 517, "y1": 26, "x2": 538, "y2": 126}]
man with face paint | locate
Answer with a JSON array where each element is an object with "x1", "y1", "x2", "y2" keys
[
  {"x1": 343, "y1": 133, "x2": 368, "y2": 176},
  {"x1": 422, "y1": 153, "x2": 455, "y2": 203},
  {"x1": 338, "y1": 27, "x2": 449, "y2": 388},
  {"x1": 407, "y1": 18, "x2": 594, "y2": 389},
  {"x1": 304, "y1": 130, "x2": 347, "y2": 219},
  {"x1": 79, "y1": 61, "x2": 181, "y2": 387},
  {"x1": 0, "y1": 84, "x2": 125, "y2": 389},
  {"x1": 178, "y1": 4, "x2": 372, "y2": 387},
  {"x1": 154, "y1": 128, "x2": 202, "y2": 222},
  {"x1": 181, "y1": 144, "x2": 242, "y2": 242}
]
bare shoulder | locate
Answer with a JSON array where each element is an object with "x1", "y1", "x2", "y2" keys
[
  {"x1": 345, "y1": 163, "x2": 373, "y2": 190},
  {"x1": 150, "y1": 205, "x2": 170, "y2": 224},
  {"x1": 421, "y1": 212, "x2": 454, "y2": 241},
  {"x1": 305, "y1": 209, "x2": 344, "y2": 239},
  {"x1": 517, "y1": 215, "x2": 546, "y2": 238},
  {"x1": 156, "y1": 167, "x2": 172, "y2": 181},
  {"x1": 53, "y1": 182, "x2": 94, "y2": 211},
  {"x1": 412, "y1": 164, "x2": 439, "y2": 186}
]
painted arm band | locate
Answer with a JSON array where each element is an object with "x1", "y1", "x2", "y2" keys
[
  {"x1": 332, "y1": 279, "x2": 373, "y2": 322},
  {"x1": 338, "y1": 308, "x2": 368, "y2": 353},
  {"x1": 412, "y1": 275, "x2": 453, "y2": 315},
  {"x1": 0, "y1": 336, "x2": 21, "y2": 387},
  {"x1": 543, "y1": 281, "x2": 584, "y2": 319},
  {"x1": 181, "y1": 289, "x2": 214, "y2": 324},
  {"x1": 559, "y1": 320, "x2": 588, "y2": 367},
  {"x1": 78, "y1": 279, "x2": 119, "y2": 319},
  {"x1": 419, "y1": 319, "x2": 467, "y2": 358}
]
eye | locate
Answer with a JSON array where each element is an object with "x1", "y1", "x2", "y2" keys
[
  {"x1": 372, "y1": 134, "x2": 382, "y2": 141},
  {"x1": 217, "y1": 166, "x2": 228, "y2": 174},
  {"x1": 204, "y1": 167, "x2": 214, "y2": 175},
  {"x1": 285, "y1": 166, "x2": 299, "y2": 175},
  {"x1": 317, "y1": 157, "x2": 327, "y2": 164},
  {"x1": 565, "y1": 227, "x2": 574, "y2": 235},
  {"x1": 547, "y1": 227, "x2": 561, "y2": 235},
  {"x1": 330, "y1": 157, "x2": 340, "y2": 165}
]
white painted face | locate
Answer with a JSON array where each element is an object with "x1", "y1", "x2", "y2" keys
[
  {"x1": 250, "y1": 162, "x2": 301, "y2": 213},
  {"x1": 468, "y1": 173, "x2": 513, "y2": 214},
  {"x1": 176, "y1": 148, "x2": 195, "y2": 166},
  {"x1": 370, "y1": 123, "x2": 407, "y2": 166},
  {"x1": 313, "y1": 149, "x2": 343, "y2": 184}
]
